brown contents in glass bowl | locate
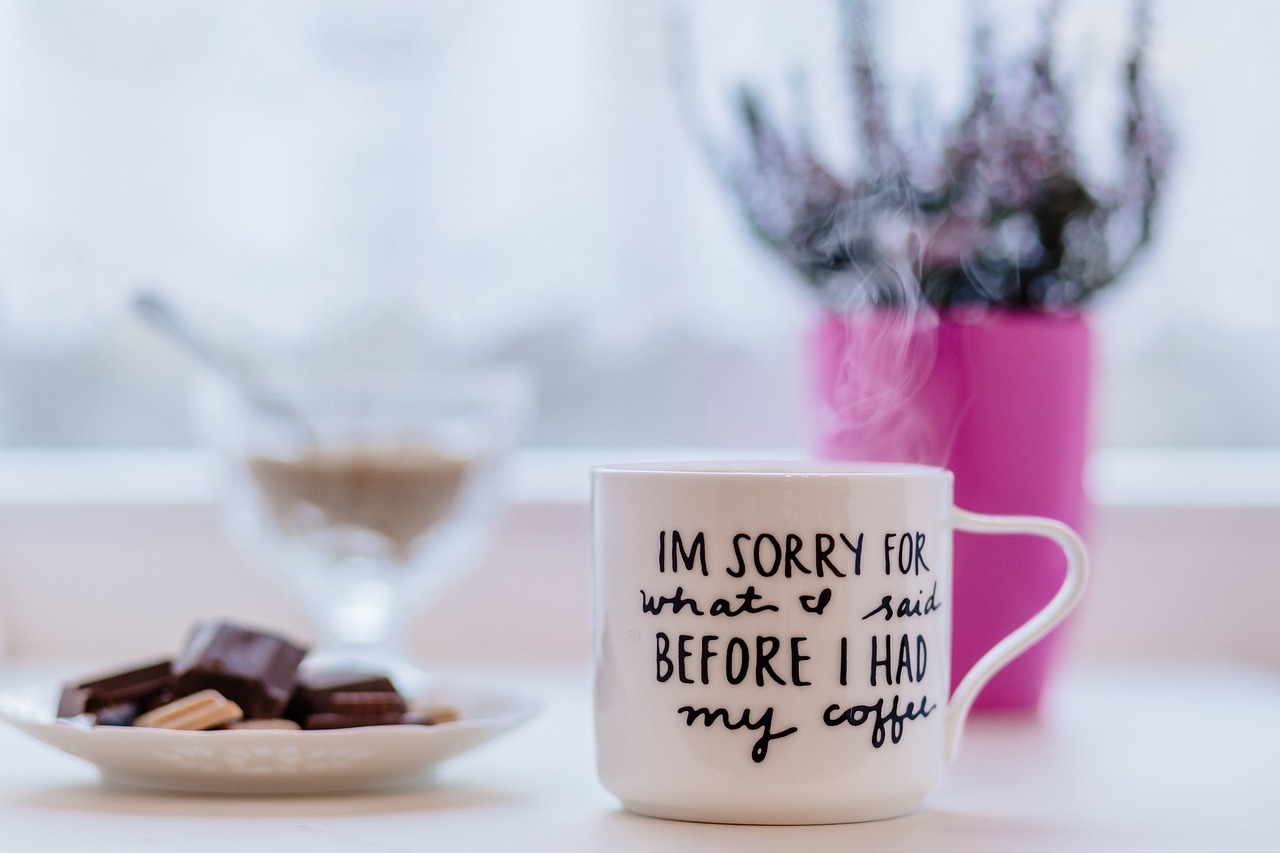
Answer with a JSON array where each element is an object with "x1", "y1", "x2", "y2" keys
[{"x1": 247, "y1": 446, "x2": 473, "y2": 560}]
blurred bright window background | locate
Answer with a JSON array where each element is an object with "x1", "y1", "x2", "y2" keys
[{"x1": 0, "y1": 0, "x2": 1277, "y2": 455}]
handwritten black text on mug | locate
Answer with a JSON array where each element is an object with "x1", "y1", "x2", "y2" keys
[{"x1": 642, "y1": 529, "x2": 940, "y2": 763}]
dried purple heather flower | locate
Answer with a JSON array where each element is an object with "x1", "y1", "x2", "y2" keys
[{"x1": 681, "y1": 0, "x2": 1172, "y2": 310}]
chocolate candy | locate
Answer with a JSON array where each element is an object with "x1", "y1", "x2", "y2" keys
[
  {"x1": 92, "y1": 703, "x2": 142, "y2": 727},
  {"x1": 303, "y1": 711, "x2": 407, "y2": 730},
  {"x1": 284, "y1": 671, "x2": 408, "y2": 730},
  {"x1": 290, "y1": 671, "x2": 399, "y2": 698},
  {"x1": 135, "y1": 689, "x2": 244, "y2": 731},
  {"x1": 56, "y1": 659, "x2": 172, "y2": 719},
  {"x1": 225, "y1": 719, "x2": 301, "y2": 731},
  {"x1": 53, "y1": 622, "x2": 465, "y2": 731},
  {"x1": 172, "y1": 622, "x2": 307, "y2": 719},
  {"x1": 404, "y1": 706, "x2": 461, "y2": 726}
]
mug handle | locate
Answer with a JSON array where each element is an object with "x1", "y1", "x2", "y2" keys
[{"x1": 944, "y1": 508, "x2": 1089, "y2": 760}]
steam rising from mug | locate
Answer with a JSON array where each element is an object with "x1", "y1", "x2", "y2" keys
[{"x1": 811, "y1": 308, "x2": 967, "y2": 467}]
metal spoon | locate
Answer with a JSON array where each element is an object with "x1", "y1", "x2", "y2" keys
[{"x1": 132, "y1": 290, "x2": 314, "y2": 440}]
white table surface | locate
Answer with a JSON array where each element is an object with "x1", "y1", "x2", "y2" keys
[{"x1": 1, "y1": 662, "x2": 1277, "y2": 853}]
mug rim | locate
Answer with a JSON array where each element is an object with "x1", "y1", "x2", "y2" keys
[{"x1": 592, "y1": 460, "x2": 948, "y2": 477}]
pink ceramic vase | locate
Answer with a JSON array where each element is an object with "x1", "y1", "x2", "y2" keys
[{"x1": 809, "y1": 308, "x2": 1092, "y2": 712}]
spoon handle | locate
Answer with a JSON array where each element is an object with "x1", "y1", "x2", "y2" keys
[{"x1": 132, "y1": 290, "x2": 314, "y2": 440}]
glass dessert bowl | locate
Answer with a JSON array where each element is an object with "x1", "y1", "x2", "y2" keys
[{"x1": 205, "y1": 365, "x2": 528, "y2": 677}]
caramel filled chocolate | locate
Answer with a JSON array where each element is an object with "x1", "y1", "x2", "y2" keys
[
  {"x1": 135, "y1": 689, "x2": 244, "y2": 731},
  {"x1": 172, "y1": 622, "x2": 307, "y2": 719},
  {"x1": 56, "y1": 659, "x2": 172, "y2": 719},
  {"x1": 404, "y1": 706, "x2": 461, "y2": 726}
]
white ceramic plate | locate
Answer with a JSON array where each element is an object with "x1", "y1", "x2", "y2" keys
[{"x1": 0, "y1": 675, "x2": 540, "y2": 794}]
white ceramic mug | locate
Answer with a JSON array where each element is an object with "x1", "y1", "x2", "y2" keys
[{"x1": 592, "y1": 461, "x2": 1088, "y2": 825}]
